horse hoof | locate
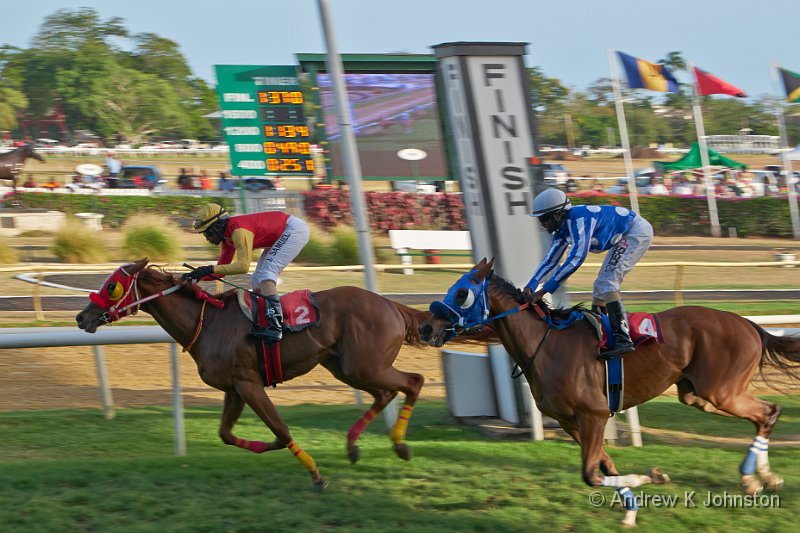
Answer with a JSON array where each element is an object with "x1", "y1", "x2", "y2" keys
[
  {"x1": 621, "y1": 510, "x2": 638, "y2": 528},
  {"x1": 313, "y1": 478, "x2": 329, "y2": 492},
  {"x1": 763, "y1": 474, "x2": 784, "y2": 491},
  {"x1": 741, "y1": 475, "x2": 763, "y2": 496},
  {"x1": 649, "y1": 467, "x2": 671, "y2": 484},
  {"x1": 394, "y1": 442, "x2": 411, "y2": 461},
  {"x1": 348, "y1": 445, "x2": 361, "y2": 464}
]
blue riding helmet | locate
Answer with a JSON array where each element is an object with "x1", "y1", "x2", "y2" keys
[{"x1": 429, "y1": 268, "x2": 490, "y2": 339}]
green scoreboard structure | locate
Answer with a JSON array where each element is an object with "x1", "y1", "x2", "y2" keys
[
  {"x1": 215, "y1": 55, "x2": 451, "y2": 183},
  {"x1": 215, "y1": 65, "x2": 314, "y2": 177}
]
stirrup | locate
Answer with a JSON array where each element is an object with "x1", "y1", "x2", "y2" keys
[
  {"x1": 599, "y1": 340, "x2": 635, "y2": 359},
  {"x1": 249, "y1": 323, "x2": 282, "y2": 341}
]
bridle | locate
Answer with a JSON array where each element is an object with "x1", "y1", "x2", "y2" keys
[
  {"x1": 429, "y1": 271, "x2": 551, "y2": 377},
  {"x1": 91, "y1": 265, "x2": 182, "y2": 324}
]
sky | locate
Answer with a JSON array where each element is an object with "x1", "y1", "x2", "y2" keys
[{"x1": 3, "y1": 0, "x2": 799, "y2": 99}]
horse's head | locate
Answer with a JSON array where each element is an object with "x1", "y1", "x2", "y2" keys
[
  {"x1": 22, "y1": 144, "x2": 45, "y2": 163},
  {"x1": 419, "y1": 258, "x2": 494, "y2": 347},
  {"x1": 76, "y1": 258, "x2": 150, "y2": 332}
]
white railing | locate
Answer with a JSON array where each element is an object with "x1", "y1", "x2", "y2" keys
[
  {"x1": 0, "y1": 318, "x2": 797, "y2": 456},
  {"x1": 0, "y1": 326, "x2": 185, "y2": 456}
]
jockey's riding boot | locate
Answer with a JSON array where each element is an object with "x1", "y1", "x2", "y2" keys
[
  {"x1": 601, "y1": 299, "x2": 635, "y2": 358},
  {"x1": 264, "y1": 294, "x2": 283, "y2": 341},
  {"x1": 248, "y1": 294, "x2": 283, "y2": 341},
  {"x1": 591, "y1": 304, "x2": 607, "y2": 315}
]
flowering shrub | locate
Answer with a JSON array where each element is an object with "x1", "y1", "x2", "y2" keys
[{"x1": 302, "y1": 190, "x2": 468, "y2": 232}]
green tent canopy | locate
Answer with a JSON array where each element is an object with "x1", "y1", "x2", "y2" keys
[{"x1": 654, "y1": 142, "x2": 747, "y2": 173}]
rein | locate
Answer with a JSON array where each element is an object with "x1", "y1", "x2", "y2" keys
[{"x1": 453, "y1": 284, "x2": 552, "y2": 379}]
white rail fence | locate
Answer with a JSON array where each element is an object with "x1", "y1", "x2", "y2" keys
[{"x1": 0, "y1": 318, "x2": 798, "y2": 456}]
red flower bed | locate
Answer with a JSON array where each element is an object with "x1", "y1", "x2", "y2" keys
[{"x1": 302, "y1": 190, "x2": 467, "y2": 232}]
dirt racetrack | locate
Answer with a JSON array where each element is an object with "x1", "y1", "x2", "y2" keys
[
  {"x1": 0, "y1": 340, "x2": 462, "y2": 412},
  {"x1": 3, "y1": 335, "x2": 797, "y2": 414}
]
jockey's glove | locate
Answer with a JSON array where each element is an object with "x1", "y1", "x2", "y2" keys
[{"x1": 182, "y1": 265, "x2": 215, "y2": 282}]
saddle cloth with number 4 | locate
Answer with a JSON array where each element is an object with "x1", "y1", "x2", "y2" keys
[
  {"x1": 236, "y1": 289, "x2": 321, "y2": 332},
  {"x1": 584, "y1": 311, "x2": 664, "y2": 348}
]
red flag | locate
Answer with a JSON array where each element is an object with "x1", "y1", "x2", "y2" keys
[{"x1": 694, "y1": 67, "x2": 747, "y2": 97}]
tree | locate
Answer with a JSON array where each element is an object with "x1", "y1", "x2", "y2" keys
[
  {"x1": 3, "y1": 7, "x2": 219, "y2": 144},
  {"x1": 0, "y1": 47, "x2": 27, "y2": 131},
  {"x1": 31, "y1": 7, "x2": 128, "y2": 51},
  {"x1": 129, "y1": 33, "x2": 191, "y2": 82}
]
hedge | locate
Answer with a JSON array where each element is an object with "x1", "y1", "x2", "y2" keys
[
  {"x1": 8, "y1": 190, "x2": 794, "y2": 238},
  {"x1": 570, "y1": 193, "x2": 792, "y2": 238},
  {"x1": 11, "y1": 192, "x2": 234, "y2": 229}
]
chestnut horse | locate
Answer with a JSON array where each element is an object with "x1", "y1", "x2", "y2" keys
[
  {"x1": 76, "y1": 258, "x2": 434, "y2": 490},
  {"x1": 0, "y1": 143, "x2": 45, "y2": 191},
  {"x1": 419, "y1": 259, "x2": 800, "y2": 527}
]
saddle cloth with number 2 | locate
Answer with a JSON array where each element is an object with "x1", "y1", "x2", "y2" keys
[{"x1": 236, "y1": 289, "x2": 321, "y2": 332}]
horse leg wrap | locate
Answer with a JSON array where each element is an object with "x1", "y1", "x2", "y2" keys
[
  {"x1": 288, "y1": 440, "x2": 317, "y2": 473},
  {"x1": 740, "y1": 436, "x2": 769, "y2": 476},
  {"x1": 616, "y1": 487, "x2": 639, "y2": 511},
  {"x1": 601, "y1": 474, "x2": 651, "y2": 488},
  {"x1": 390, "y1": 405, "x2": 415, "y2": 444},
  {"x1": 234, "y1": 437, "x2": 269, "y2": 453},
  {"x1": 347, "y1": 407, "x2": 379, "y2": 443}
]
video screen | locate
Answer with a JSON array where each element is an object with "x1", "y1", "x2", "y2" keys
[{"x1": 316, "y1": 73, "x2": 449, "y2": 179}]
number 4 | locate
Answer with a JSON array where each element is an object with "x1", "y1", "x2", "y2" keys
[{"x1": 637, "y1": 318, "x2": 656, "y2": 337}]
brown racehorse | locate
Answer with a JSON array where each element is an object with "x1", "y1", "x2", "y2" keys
[
  {"x1": 76, "y1": 258, "x2": 436, "y2": 490},
  {"x1": 0, "y1": 144, "x2": 45, "y2": 192},
  {"x1": 419, "y1": 259, "x2": 800, "y2": 527}
]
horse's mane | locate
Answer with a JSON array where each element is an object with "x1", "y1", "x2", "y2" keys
[{"x1": 489, "y1": 274, "x2": 588, "y2": 320}]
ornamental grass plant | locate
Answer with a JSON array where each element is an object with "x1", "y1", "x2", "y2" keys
[
  {"x1": 0, "y1": 236, "x2": 19, "y2": 264},
  {"x1": 52, "y1": 219, "x2": 109, "y2": 263},
  {"x1": 121, "y1": 214, "x2": 184, "y2": 263}
]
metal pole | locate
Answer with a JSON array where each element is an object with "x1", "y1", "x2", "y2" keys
[
  {"x1": 771, "y1": 63, "x2": 800, "y2": 240},
  {"x1": 317, "y1": 0, "x2": 383, "y2": 417},
  {"x1": 690, "y1": 64, "x2": 722, "y2": 238},
  {"x1": 608, "y1": 48, "x2": 640, "y2": 214},
  {"x1": 170, "y1": 342, "x2": 186, "y2": 457},
  {"x1": 317, "y1": 0, "x2": 378, "y2": 293},
  {"x1": 92, "y1": 345, "x2": 115, "y2": 420},
  {"x1": 626, "y1": 406, "x2": 643, "y2": 447}
]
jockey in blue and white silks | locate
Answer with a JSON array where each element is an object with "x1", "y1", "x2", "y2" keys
[{"x1": 523, "y1": 189, "x2": 653, "y2": 358}]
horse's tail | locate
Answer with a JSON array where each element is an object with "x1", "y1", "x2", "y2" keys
[
  {"x1": 389, "y1": 300, "x2": 500, "y2": 346},
  {"x1": 748, "y1": 320, "x2": 800, "y2": 382}
]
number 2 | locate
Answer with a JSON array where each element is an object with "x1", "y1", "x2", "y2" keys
[{"x1": 295, "y1": 305, "x2": 310, "y2": 324}]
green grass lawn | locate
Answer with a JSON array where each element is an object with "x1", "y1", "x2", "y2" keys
[{"x1": 1, "y1": 399, "x2": 797, "y2": 532}]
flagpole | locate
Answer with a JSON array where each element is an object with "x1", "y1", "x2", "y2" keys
[
  {"x1": 608, "y1": 48, "x2": 640, "y2": 214},
  {"x1": 771, "y1": 62, "x2": 800, "y2": 240},
  {"x1": 689, "y1": 64, "x2": 722, "y2": 238}
]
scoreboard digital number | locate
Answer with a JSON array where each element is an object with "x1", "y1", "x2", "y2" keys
[
  {"x1": 259, "y1": 90, "x2": 314, "y2": 175},
  {"x1": 215, "y1": 65, "x2": 315, "y2": 177}
]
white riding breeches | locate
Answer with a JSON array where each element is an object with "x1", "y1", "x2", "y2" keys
[
  {"x1": 593, "y1": 215, "x2": 653, "y2": 298},
  {"x1": 251, "y1": 215, "x2": 310, "y2": 287}
]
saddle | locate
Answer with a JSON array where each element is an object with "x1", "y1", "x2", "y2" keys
[
  {"x1": 236, "y1": 289, "x2": 321, "y2": 332},
  {"x1": 546, "y1": 310, "x2": 663, "y2": 347},
  {"x1": 236, "y1": 289, "x2": 321, "y2": 388},
  {"x1": 541, "y1": 309, "x2": 664, "y2": 416}
]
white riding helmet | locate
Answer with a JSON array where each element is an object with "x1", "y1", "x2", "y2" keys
[{"x1": 530, "y1": 188, "x2": 572, "y2": 217}]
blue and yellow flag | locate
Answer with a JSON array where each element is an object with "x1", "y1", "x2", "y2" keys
[{"x1": 617, "y1": 51, "x2": 679, "y2": 93}]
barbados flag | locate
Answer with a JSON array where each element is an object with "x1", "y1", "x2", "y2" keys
[{"x1": 617, "y1": 51, "x2": 679, "y2": 93}]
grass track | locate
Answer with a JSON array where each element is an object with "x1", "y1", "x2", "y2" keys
[{"x1": 1, "y1": 398, "x2": 797, "y2": 532}]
